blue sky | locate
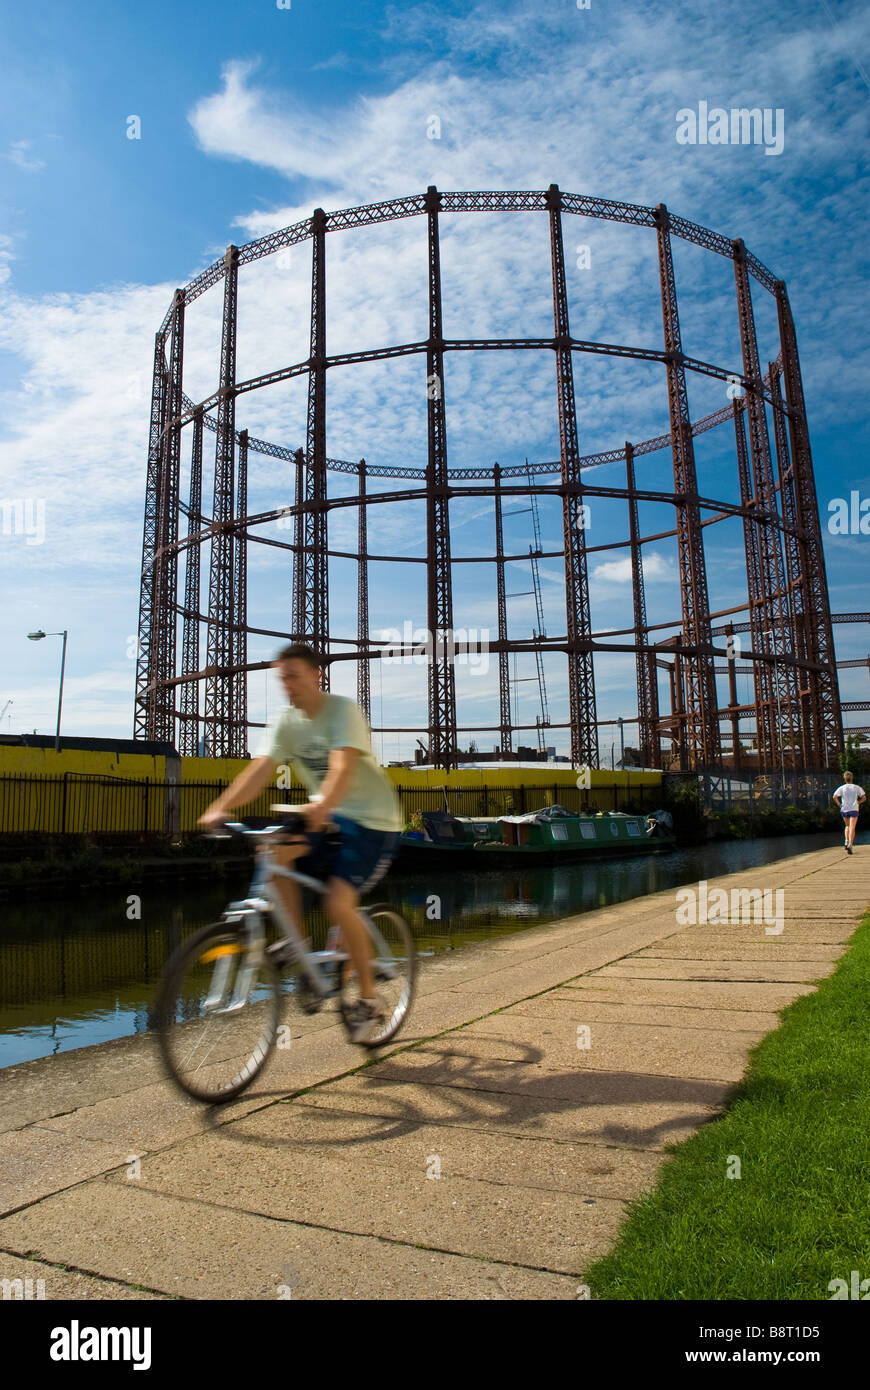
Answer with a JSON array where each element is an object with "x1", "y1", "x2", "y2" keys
[{"x1": 1, "y1": 0, "x2": 868, "y2": 761}]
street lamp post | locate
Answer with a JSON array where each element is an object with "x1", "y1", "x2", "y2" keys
[
  {"x1": 27, "y1": 629, "x2": 68, "y2": 752},
  {"x1": 617, "y1": 716, "x2": 625, "y2": 769}
]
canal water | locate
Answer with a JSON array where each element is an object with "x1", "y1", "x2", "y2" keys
[{"x1": 0, "y1": 831, "x2": 857, "y2": 1068}]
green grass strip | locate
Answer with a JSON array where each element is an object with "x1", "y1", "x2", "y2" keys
[{"x1": 584, "y1": 910, "x2": 870, "y2": 1300}]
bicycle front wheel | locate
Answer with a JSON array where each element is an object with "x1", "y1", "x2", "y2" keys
[
  {"x1": 155, "y1": 919, "x2": 280, "y2": 1103},
  {"x1": 338, "y1": 906, "x2": 416, "y2": 1047}
]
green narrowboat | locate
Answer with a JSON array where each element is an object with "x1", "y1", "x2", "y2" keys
[{"x1": 398, "y1": 806, "x2": 675, "y2": 868}]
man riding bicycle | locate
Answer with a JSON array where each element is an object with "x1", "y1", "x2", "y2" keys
[{"x1": 198, "y1": 643, "x2": 403, "y2": 1043}]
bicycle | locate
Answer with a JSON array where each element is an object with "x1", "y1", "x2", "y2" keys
[{"x1": 154, "y1": 810, "x2": 416, "y2": 1104}]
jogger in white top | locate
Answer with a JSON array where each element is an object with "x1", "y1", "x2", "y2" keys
[{"x1": 833, "y1": 770, "x2": 866, "y2": 853}]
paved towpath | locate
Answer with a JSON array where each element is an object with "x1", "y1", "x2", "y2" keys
[{"x1": 1, "y1": 843, "x2": 867, "y2": 1299}]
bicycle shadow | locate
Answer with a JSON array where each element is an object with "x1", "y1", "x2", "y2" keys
[{"x1": 210, "y1": 1035, "x2": 732, "y2": 1154}]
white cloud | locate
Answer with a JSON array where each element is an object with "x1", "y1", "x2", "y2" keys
[
  {"x1": 4, "y1": 139, "x2": 45, "y2": 173},
  {"x1": 592, "y1": 552, "x2": 672, "y2": 586},
  {"x1": 0, "y1": 233, "x2": 14, "y2": 286},
  {"x1": 310, "y1": 52, "x2": 353, "y2": 74}
]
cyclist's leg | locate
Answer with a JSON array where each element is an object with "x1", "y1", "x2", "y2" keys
[
  {"x1": 264, "y1": 837, "x2": 311, "y2": 929},
  {"x1": 325, "y1": 877, "x2": 376, "y2": 998},
  {"x1": 325, "y1": 820, "x2": 400, "y2": 1000}
]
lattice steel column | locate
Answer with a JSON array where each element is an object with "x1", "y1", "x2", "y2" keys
[
  {"x1": 547, "y1": 183, "x2": 598, "y2": 768},
  {"x1": 152, "y1": 288, "x2": 185, "y2": 746},
  {"x1": 493, "y1": 463, "x2": 512, "y2": 754},
  {"x1": 424, "y1": 185, "x2": 457, "y2": 768},
  {"x1": 232, "y1": 429, "x2": 248, "y2": 757},
  {"x1": 134, "y1": 329, "x2": 169, "y2": 739},
  {"x1": 357, "y1": 458, "x2": 370, "y2": 719},
  {"x1": 179, "y1": 408, "x2": 203, "y2": 755},
  {"x1": 725, "y1": 623, "x2": 742, "y2": 769},
  {"x1": 654, "y1": 203, "x2": 720, "y2": 768},
  {"x1": 303, "y1": 208, "x2": 329, "y2": 684},
  {"x1": 203, "y1": 245, "x2": 239, "y2": 757},
  {"x1": 673, "y1": 637, "x2": 687, "y2": 772},
  {"x1": 769, "y1": 363, "x2": 811, "y2": 767},
  {"x1": 732, "y1": 399, "x2": 768, "y2": 768},
  {"x1": 625, "y1": 443, "x2": 659, "y2": 766},
  {"x1": 775, "y1": 281, "x2": 842, "y2": 766},
  {"x1": 665, "y1": 661, "x2": 678, "y2": 764},
  {"x1": 732, "y1": 239, "x2": 800, "y2": 770}
]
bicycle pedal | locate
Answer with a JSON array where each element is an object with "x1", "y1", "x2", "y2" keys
[{"x1": 266, "y1": 940, "x2": 295, "y2": 965}]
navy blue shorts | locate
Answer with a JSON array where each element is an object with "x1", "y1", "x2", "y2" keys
[{"x1": 295, "y1": 813, "x2": 399, "y2": 893}]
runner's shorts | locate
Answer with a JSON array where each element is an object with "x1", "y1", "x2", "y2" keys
[
  {"x1": 841, "y1": 809, "x2": 858, "y2": 818},
  {"x1": 296, "y1": 813, "x2": 399, "y2": 892}
]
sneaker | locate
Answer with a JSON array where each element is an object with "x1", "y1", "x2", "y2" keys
[
  {"x1": 846, "y1": 844, "x2": 853, "y2": 855},
  {"x1": 346, "y1": 994, "x2": 388, "y2": 1044}
]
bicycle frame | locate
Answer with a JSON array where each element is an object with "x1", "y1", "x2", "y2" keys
[{"x1": 209, "y1": 823, "x2": 398, "y2": 1015}]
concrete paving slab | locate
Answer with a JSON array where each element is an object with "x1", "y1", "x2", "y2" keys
[
  {"x1": 297, "y1": 1072, "x2": 731, "y2": 1150},
  {"x1": 0, "y1": 1183, "x2": 579, "y2": 1298},
  {"x1": 635, "y1": 943, "x2": 843, "y2": 961},
  {"x1": 29, "y1": 1078, "x2": 267, "y2": 1154},
  {"x1": 0, "y1": 1252, "x2": 169, "y2": 1300},
  {"x1": 97, "y1": 1129, "x2": 625, "y2": 1274},
  {"x1": 652, "y1": 925, "x2": 857, "y2": 941},
  {"x1": 553, "y1": 978, "x2": 815, "y2": 1010},
  {"x1": 401, "y1": 1019, "x2": 765, "y2": 1083},
  {"x1": 501, "y1": 995, "x2": 782, "y2": 1032},
  {"x1": 0, "y1": 1034, "x2": 167, "y2": 1136},
  {"x1": 0, "y1": 1126, "x2": 129, "y2": 1216},
  {"x1": 590, "y1": 958, "x2": 831, "y2": 983},
  {"x1": 111, "y1": 1097, "x2": 664, "y2": 1200}
]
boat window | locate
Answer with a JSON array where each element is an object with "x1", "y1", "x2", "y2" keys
[
  {"x1": 626, "y1": 822, "x2": 640, "y2": 836},
  {"x1": 551, "y1": 823, "x2": 568, "y2": 840},
  {"x1": 579, "y1": 822, "x2": 596, "y2": 839}
]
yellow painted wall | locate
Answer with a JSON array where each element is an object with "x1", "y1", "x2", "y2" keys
[
  {"x1": 0, "y1": 744, "x2": 661, "y2": 835},
  {"x1": 181, "y1": 756, "x2": 246, "y2": 784},
  {"x1": 382, "y1": 766, "x2": 661, "y2": 790},
  {"x1": 0, "y1": 746, "x2": 167, "y2": 779},
  {"x1": 0, "y1": 747, "x2": 169, "y2": 834},
  {"x1": 179, "y1": 756, "x2": 660, "y2": 791},
  {"x1": 1, "y1": 746, "x2": 660, "y2": 791}
]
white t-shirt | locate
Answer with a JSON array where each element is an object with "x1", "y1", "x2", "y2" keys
[
  {"x1": 254, "y1": 693, "x2": 403, "y2": 833},
  {"x1": 834, "y1": 783, "x2": 864, "y2": 812}
]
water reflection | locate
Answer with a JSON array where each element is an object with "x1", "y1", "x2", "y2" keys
[{"x1": 0, "y1": 831, "x2": 851, "y2": 1067}]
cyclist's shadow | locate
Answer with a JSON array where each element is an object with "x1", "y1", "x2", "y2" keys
[{"x1": 211, "y1": 1035, "x2": 729, "y2": 1152}]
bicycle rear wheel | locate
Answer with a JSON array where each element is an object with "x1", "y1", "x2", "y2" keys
[
  {"x1": 338, "y1": 906, "x2": 416, "y2": 1047},
  {"x1": 155, "y1": 919, "x2": 280, "y2": 1103}
]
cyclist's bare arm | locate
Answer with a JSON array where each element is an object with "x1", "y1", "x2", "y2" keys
[
  {"x1": 303, "y1": 746, "x2": 359, "y2": 829},
  {"x1": 198, "y1": 756, "x2": 278, "y2": 829}
]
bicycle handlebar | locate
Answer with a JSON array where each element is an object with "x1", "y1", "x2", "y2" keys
[{"x1": 203, "y1": 811, "x2": 340, "y2": 840}]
